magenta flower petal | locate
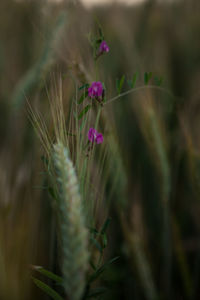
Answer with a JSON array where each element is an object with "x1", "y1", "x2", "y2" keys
[
  {"x1": 88, "y1": 87, "x2": 93, "y2": 98},
  {"x1": 88, "y1": 82, "x2": 103, "y2": 99},
  {"x1": 95, "y1": 133, "x2": 104, "y2": 144},
  {"x1": 88, "y1": 128, "x2": 104, "y2": 145},
  {"x1": 99, "y1": 41, "x2": 109, "y2": 53},
  {"x1": 88, "y1": 128, "x2": 98, "y2": 142}
]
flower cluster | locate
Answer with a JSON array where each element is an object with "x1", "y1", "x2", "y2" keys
[
  {"x1": 88, "y1": 128, "x2": 103, "y2": 144},
  {"x1": 85, "y1": 40, "x2": 109, "y2": 147}
]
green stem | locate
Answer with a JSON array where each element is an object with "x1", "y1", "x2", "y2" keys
[
  {"x1": 95, "y1": 107, "x2": 102, "y2": 130},
  {"x1": 95, "y1": 60, "x2": 99, "y2": 81},
  {"x1": 105, "y1": 85, "x2": 176, "y2": 106}
]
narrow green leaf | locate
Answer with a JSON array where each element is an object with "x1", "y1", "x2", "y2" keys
[
  {"x1": 87, "y1": 287, "x2": 107, "y2": 298},
  {"x1": 144, "y1": 72, "x2": 148, "y2": 85},
  {"x1": 102, "y1": 233, "x2": 107, "y2": 249},
  {"x1": 119, "y1": 75, "x2": 125, "y2": 92},
  {"x1": 89, "y1": 260, "x2": 97, "y2": 271},
  {"x1": 89, "y1": 256, "x2": 120, "y2": 283},
  {"x1": 79, "y1": 83, "x2": 89, "y2": 91},
  {"x1": 90, "y1": 236, "x2": 103, "y2": 253},
  {"x1": 80, "y1": 117, "x2": 87, "y2": 132},
  {"x1": 48, "y1": 187, "x2": 57, "y2": 201},
  {"x1": 41, "y1": 155, "x2": 49, "y2": 167},
  {"x1": 32, "y1": 266, "x2": 63, "y2": 284},
  {"x1": 95, "y1": 38, "x2": 103, "y2": 45},
  {"x1": 127, "y1": 80, "x2": 132, "y2": 88},
  {"x1": 78, "y1": 105, "x2": 92, "y2": 120},
  {"x1": 132, "y1": 72, "x2": 138, "y2": 88},
  {"x1": 100, "y1": 218, "x2": 111, "y2": 234},
  {"x1": 98, "y1": 27, "x2": 104, "y2": 39},
  {"x1": 128, "y1": 72, "x2": 138, "y2": 89},
  {"x1": 89, "y1": 227, "x2": 99, "y2": 235},
  {"x1": 154, "y1": 75, "x2": 163, "y2": 86},
  {"x1": 32, "y1": 278, "x2": 63, "y2": 300},
  {"x1": 78, "y1": 91, "x2": 88, "y2": 104},
  {"x1": 144, "y1": 72, "x2": 153, "y2": 85},
  {"x1": 116, "y1": 79, "x2": 119, "y2": 92},
  {"x1": 116, "y1": 75, "x2": 125, "y2": 94}
]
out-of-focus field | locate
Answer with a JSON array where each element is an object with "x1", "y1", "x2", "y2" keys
[{"x1": 0, "y1": 0, "x2": 200, "y2": 299}]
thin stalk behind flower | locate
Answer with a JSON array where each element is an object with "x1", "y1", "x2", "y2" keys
[
  {"x1": 147, "y1": 108, "x2": 171, "y2": 297},
  {"x1": 120, "y1": 212, "x2": 158, "y2": 300},
  {"x1": 53, "y1": 142, "x2": 89, "y2": 300}
]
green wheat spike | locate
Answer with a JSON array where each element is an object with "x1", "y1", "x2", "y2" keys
[{"x1": 53, "y1": 142, "x2": 89, "y2": 300}]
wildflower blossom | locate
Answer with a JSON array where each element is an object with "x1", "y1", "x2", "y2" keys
[
  {"x1": 99, "y1": 40, "x2": 110, "y2": 53},
  {"x1": 95, "y1": 133, "x2": 104, "y2": 144},
  {"x1": 88, "y1": 82, "x2": 103, "y2": 99},
  {"x1": 88, "y1": 128, "x2": 103, "y2": 144}
]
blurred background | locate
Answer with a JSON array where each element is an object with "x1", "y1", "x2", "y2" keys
[{"x1": 0, "y1": 0, "x2": 200, "y2": 299}]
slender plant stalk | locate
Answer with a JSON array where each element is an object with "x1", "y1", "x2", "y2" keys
[
  {"x1": 148, "y1": 108, "x2": 171, "y2": 297},
  {"x1": 105, "y1": 85, "x2": 176, "y2": 106},
  {"x1": 120, "y1": 212, "x2": 158, "y2": 300}
]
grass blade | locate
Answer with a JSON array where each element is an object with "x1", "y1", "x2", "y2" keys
[{"x1": 32, "y1": 278, "x2": 63, "y2": 300}]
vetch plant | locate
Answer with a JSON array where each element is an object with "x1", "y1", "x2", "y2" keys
[{"x1": 29, "y1": 20, "x2": 171, "y2": 300}]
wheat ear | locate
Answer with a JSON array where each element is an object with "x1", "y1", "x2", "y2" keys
[{"x1": 53, "y1": 142, "x2": 89, "y2": 300}]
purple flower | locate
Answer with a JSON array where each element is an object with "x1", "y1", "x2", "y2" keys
[
  {"x1": 99, "y1": 41, "x2": 110, "y2": 53},
  {"x1": 88, "y1": 82, "x2": 103, "y2": 99},
  {"x1": 88, "y1": 128, "x2": 104, "y2": 144},
  {"x1": 95, "y1": 133, "x2": 104, "y2": 144},
  {"x1": 88, "y1": 128, "x2": 97, "y2": 142}
]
